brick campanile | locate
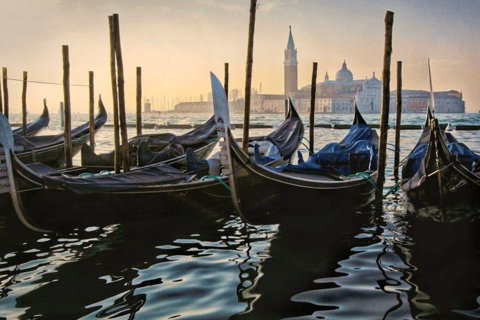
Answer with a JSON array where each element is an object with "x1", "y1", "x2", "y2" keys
[{"x1": 284, "y1": 26, "x2": 298, "y2": 95}]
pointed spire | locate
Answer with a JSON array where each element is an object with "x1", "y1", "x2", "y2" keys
[
  {"x1": 287, "y1": 26, "x2": 295, "y2": 49},
  {"x1": 342, "y1": 60, "x2": 347, "y2": 69}
]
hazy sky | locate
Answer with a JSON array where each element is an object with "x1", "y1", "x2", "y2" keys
[{"x1": 1, "y1": 0, "x2": 480, "y2": 114}]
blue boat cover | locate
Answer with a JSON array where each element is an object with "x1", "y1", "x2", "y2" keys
[
  {"x1": 253, "y1": 143, "x2": 281, "y2": 165},
  {"x1": 270, "y1": 123, "x2": 378, "y2": 176},
  {"x1": 404, "y1": 141, "x2": 479, "y2": 176},
  {"x1": 249, "y1": 105, "x2": 304, "y2": 159}
]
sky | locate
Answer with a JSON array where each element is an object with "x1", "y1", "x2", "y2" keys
[{"x1": 1, "y1": 0, "x2": 480, "y2": 115}]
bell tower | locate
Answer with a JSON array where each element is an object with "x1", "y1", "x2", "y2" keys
[{"x1": 284, "y1": 26, "x2": 298, "y2": 95}]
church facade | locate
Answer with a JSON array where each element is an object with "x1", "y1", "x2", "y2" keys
[
  {"x1": 252, "y1": 27, "x2": 465, "y2": 114},
  {"x1": 171, "y1": 28, "x2": 465, "y2": 114}
]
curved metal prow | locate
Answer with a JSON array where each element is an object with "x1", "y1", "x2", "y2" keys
[
  {"x1": 0, "y1": 113, "x2": 51, "y2": 233},
  {"x1": 210, "y1": 72, "x2": 245, "y2": 220},
  {"x1": 353, "y1": 102, "x2": 367, "y2": 125}
]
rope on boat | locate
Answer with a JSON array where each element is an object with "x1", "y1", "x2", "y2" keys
[
  {"x1": 387, "y1": 142, "x2": 400, "y2": 153},
  {"x1": 79, "y1": 170, "x2": 114, "y2": 177},
  {"x1": 200, "y1": 175, "x2": 230, "y2": 190},
  {"x1": 299, "y1": 137, "x2": 313, "y2": 155},
  {"x1": 348, "y1": 172, "x2": 402, "y2": 205}
]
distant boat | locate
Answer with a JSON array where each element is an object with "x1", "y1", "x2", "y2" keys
[
  {"x1": 12, "y1": 104, "x2": 49, "y2": 136},
  {"x1": 445, "y1": 123, "x2": 454, "y2": 131}
]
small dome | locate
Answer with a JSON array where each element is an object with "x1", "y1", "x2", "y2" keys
[
  {"x1": 335, "y1": 60, "x2": 353, "y2": 82},
  {"x1": 366, "y1": 72, "x2": 381, "y2": 84}
]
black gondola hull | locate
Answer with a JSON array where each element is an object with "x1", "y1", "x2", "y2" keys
[
  {"x1": 402, "y1": 163, "x2": 480, "y2": 222},
  {"x1": 228, "y1": 130, "x2": 376, "y2": 226}
]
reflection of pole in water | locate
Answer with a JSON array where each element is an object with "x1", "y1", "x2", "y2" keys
[
  {"x1": 95, "y1": 279, "x2": 147, "y2": 319},
  {"x1": 233, "y1": 223, "x2": 275, "y2": 317}
]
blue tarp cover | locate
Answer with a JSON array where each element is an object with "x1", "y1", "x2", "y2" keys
[
  {"x1": 404, "y1": 141, "x2": 479, "y2": 176},
  {"x1": 269, "y1": 123, "x2": 378, "y2": 176}
]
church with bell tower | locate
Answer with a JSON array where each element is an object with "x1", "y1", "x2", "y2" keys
[{"x1": 284, "y1": 26, "x2": 298, "y2": 96}]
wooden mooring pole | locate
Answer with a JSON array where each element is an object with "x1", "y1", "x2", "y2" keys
[
  {"x1": 109, "y1": 15, "x2": 121, "y2": 174},
  {"x1": 2, "y1": 68, "x2": 8, "y2": 119},
  {"x1": 224, "y1": 63, "x2": 229, "y2": 99},
  {"x1": 62, "y1": 45, "x2": 73, "y2": 168},
  {"x1": 285, "y1": 99, "x2": 288, "y2": 119},
  {"x1": 21, "y1": 71, "x2": 28, "y2": 136},
  {"x1": 309, "y1": 62, "x2": 318, "y2": 153},
  {"x1": 242, "y1": 0, "x2": 257, "y2": 153},
  {"x1": 136, "y1": 66, "x2": 142, "y2": 136},
  {"x1": 60, "y1": 102, "x2": 65, "y2": 127},
  {"x1": 375, "y1": 11, "x2": 394, "y2": 215},
  {"x1": 113, "y1": 13, "x2": 130, "y2": 172},
  {"x1": 393, "y1": 61, "x2": 402, "y2": 178},
  {"x1": 0, "y1": 69, "x2": 2, "y2": 114},
  {"x1": 89, "y1": 71, "x2": 95, "y2": 149}
]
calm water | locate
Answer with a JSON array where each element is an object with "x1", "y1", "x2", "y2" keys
[{"x1": 1, "y1": 111, "x2": 480, "y2": 319}]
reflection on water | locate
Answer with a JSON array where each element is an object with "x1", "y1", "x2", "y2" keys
[{"x1": 1, "y1": 113, "x2": 480, "y2": 319}]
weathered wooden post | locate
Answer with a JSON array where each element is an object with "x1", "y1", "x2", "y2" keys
[
  {"x1": 113, "y1": 13, "x2": 130, "y2": 172},
  {"x1": 2, "y1": 68, "x2": 8, "y2": 119},
  {"x1": 62, "y1": 45, "x2": 73, "y2": 168},
  {"x1": 242, "y1": 0, "x2": 257, "y2": 153},
  {"x1": 89, "y1": 71, "x2": 95, "y2": 149},
  {"x1": 136, "y1": 66, "x2": 142, "y2": 136},
  {"x1": 393, "y1": 61, "x2": 402, "y2": 178},
  {"x1": 60, "y1": 102, "x2": 65, "y2": 127},
  {"x1": 375, "y1": 11, "x2": 394, "y2": 215},
  {"x1": 0, "y1": 71, "x2": 2, "y2": 115},
  {"x1": 21, "y1": 71, "x2": 28, "y2": 136},
  {"x1": 224, "y1": 63, "x2": 229, "y2": 99},
  {"x1": 309, "y1": 62, "x2": 318, "y2": 153},
  {"x1": 109, "y1": 15, "x2": 121, "y2": 174}
]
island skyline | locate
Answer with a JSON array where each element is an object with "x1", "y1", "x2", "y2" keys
[{"x1": 1, "y1": 0, "x2": 479, "y2": 115}]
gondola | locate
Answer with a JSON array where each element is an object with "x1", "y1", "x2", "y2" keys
[
  {"x1": 12, "y1": 98, "x2": 107, "y2": 167},
  {"x1": 0, "y1": 73, "x2": 304, "y2": 232},
  {"x1": 12, "y1": 102, "x2": 50, "y2": 136},
  {"x1": 81, "y1": 114, "x2": 219, "y2": 169},
  {"x1": 400, "y1": 108, "x2": 480, "y2": 223},
  {"x1": 212, "y1": 72, "x2": 378, "y2": 227}
]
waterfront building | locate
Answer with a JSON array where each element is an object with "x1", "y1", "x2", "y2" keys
[
  {"x1": 390, "y1": 90, "x2": 465, "y2": 113},
  {"x1": 144, "y1": 99, "x2": 151, "y2": 112},
  {"x1": 171, "y1": 28, "x2": 465, "y2": 114}
]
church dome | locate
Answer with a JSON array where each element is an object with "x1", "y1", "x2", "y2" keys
[
  {"x1": 366, "y1": 72, "x2": 381, "y2": 85},
  {"x1": 335, "y1": 60, "x2": 353, "y2": 82}
]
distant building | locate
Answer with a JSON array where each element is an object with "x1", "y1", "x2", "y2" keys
[
  {"x1": 390, "y1": 90, "x2": 465, "y2": 113},
  {"x1": 144, "y1": 99, "x2": 151, "y2": 112},
  {"x1": 298, "y1": 62, "x2": 382, "y2": 114},
  {"x1": 172, "y1": 28, "x2": 465, "y2": 114},
  {"x1": 173, "y1": 99, "x2": 245, "y2": 114},
  {"x1": 284, "y1": 26, "x2": 298, "y2": 95}
]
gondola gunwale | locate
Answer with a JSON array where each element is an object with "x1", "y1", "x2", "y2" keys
[
  {"x1": 14, "y1": 101, "x2": 107, "y2": 166},
  {"x1": 227, "y1": 127, "x2": 377, "y2": 190},
  {"x1": 401, "y1": 112, "x2": 480, "y2": 222},
  {"x1": 12, "y1": 103, "x2": 50, "y2": 136}
]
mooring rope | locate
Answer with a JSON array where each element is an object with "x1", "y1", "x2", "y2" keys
[
  {"x1": 348, "y1": 171, "x2": 403, "y2": 205},
  {"x1": 6, "y1": 78, "x2": 90, "y2": 87}
]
